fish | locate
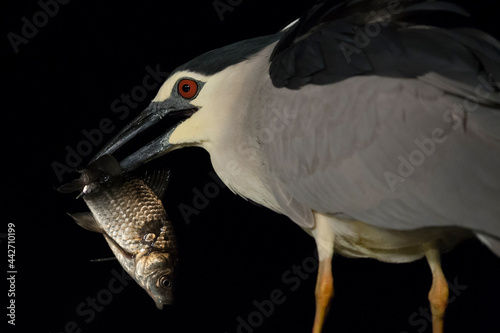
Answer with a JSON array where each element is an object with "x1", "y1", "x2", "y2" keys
[{"x1": 58, "y1": 155, "x2": 178, "y2": 309}]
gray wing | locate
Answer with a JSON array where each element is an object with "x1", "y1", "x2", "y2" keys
[{"x1": 263, "y1": 0, "x2": 500, "y2": 239}]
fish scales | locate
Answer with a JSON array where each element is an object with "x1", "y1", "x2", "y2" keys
[
  {"x1": 59, "y1": 155, "x2": 178, "y2": 309},
  {"x1": 84, "y1": 176, "x2": 176, "y2": 255}
]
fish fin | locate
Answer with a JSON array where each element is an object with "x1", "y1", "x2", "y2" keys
[
  {"x1": 58, "y1": 156, "x2": 122, "y2": 195},
  {"x1": 67, "y1": 212, "x2": 103, "y2": 233},
  {"x1": 56, "y1": 169, "x2": 95, "y2": 195},
  {"x1": 142, "y1": 169, "x2": 171, "y2": 200},
  {"x1": 102, "y1": 234, "x2": 135, "y2": 260},
  {"x1": 89, "y1": 155, "x2": 123, "y2": 177},
  {"x1": 90, "y1": 257, "x2": 117, "y2": 263},
  {"x1": 56, "y1": 177, "x2": 87, "y2": 193}
]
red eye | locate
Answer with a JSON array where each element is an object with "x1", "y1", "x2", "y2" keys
[{"x1": 178, "y1": 79, "x2": 198, "y2": 99}]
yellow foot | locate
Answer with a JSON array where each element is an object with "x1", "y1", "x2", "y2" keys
[
  {"x1": 425, "y1": 244, "x2": 449, "y2": 333},
  {"x1": 312, "y1": 258, "x2": 333, "y2": 333}
]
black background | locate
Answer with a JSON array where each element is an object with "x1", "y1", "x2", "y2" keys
[{"x1": 3, "y1": 0, "x2": 500, "y2": 332}]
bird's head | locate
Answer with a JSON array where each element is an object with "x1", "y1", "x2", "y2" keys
[{"x1": 92, "y1": 34, "x2": 281, "y2": 171}]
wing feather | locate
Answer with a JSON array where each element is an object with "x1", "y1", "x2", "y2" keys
[
  {"x1": 262, "y1": 0, "x2": 500, "y2": 238},
  {"x1": 260, "y1": 76, "x2": 500, "y2": 237}
]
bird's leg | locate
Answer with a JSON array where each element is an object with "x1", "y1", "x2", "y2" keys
[
  {"x1": 424, "y1": 243, "x2": 449, "y2": 333},
  {"x1": 312, "y1": 257, "x2": 333, "y2": 333},
  {"x1": 311, "y1": 213, "x2": 335, "y2": 333}
]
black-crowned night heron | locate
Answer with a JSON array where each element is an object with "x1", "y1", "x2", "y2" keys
[{"x1": 92, "y1": 0, "x2": 500, "y2": 332}]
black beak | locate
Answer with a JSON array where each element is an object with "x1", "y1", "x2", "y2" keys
[{"x1": 91, "y1": 103, "x2": 196, "y2": 172}]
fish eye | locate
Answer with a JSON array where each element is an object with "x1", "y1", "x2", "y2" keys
[{"x1": 159, "y1": 276, "x2": 171, "y2": 289}]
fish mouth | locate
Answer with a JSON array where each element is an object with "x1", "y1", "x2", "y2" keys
[
  {"x1": 91, "y1": 103, "x2": 197, "y2": 172},
  {"x1": 145, "y1": 270, "x2": 176, "y2": 310},
  {"x1": 154, "y1": 299, "x2": 168, "y2": 310},
  {"x1": 151, "y1": 294, "x2": 174, "y2": 310}
]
